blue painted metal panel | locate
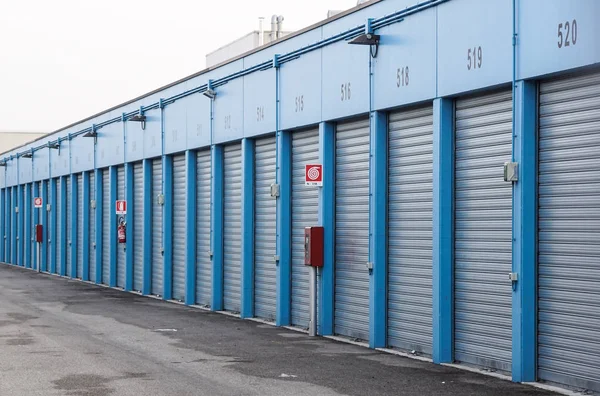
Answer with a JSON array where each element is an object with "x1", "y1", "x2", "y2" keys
[
  {"x1": 512, "y1": 80, "x2": 537, "y2": 382},
  {"x1": 213, "y1": 79, "x2": 244, "y2": 144},
  {"x1": 162, "y1": 155, "x2": 173, "y2": 300},
  {"x1": 142, "y1": 109, "x2": 163, "y2": 159},
  {"x1": 70, "y1": 134, "x2": 95, "y2": 173},
  {"x1": 322, "y1": 41, "x2": 370, "y2": 121},
  {"x1": 60, "y1": 176, "x2": 67, "y2": 276},
  {"x1": 437, "y1": 0, "x2": 512, "y2": 97},
  {"x1": 125, "y1": 123, "x2": 144, "y2": 163},
  {"x1": 276, "y1": 131, "x2": 292, "y2": 326},
  {"x1": 211, "y1": 145, "x2": 224, "y2": 310},
  {"x1": 0, "y1": 168, "x2": 5, "y2": 189},
  {"x1": 243, "y1": 27, "x2": 321, "y2": 67},
  {"x1": 518, "y1": 0, "x2": 600, "y2": 80},
  {"x1": 52, "y1": 141, "x2": 71, "y2": 177},
  {"x1": 432, "y1": 97, "x2": 454, "y2": 364},
  {"x1": 50, "y1": 179, "x2": 57, "y2": 274},
  {"x1": 188, "y1": 95, "x2": 212, "y2": 150},
  {"x1": 318, "y1": 121, "x2": 335, "y2": 335},
  {"x1": 369, "y1": 111, "x2": 387, "y2": 348},
  {"x1": 185, "y1": 151, "x2": 197, "y2": 305},
  {"x1": 109, "y1": 166, "x2": 117, "y2": 287},
  {"x1": 240, "y1": 138, "x2": 255, "y2": 318},
  {"x1": 142, "y1": 159, "x2": 152, "y2": 295},
  {"x1": 243, "y1": 69, "x2": 277, "y2": 137},
  {"x1": 373, "y1": 8, "x2": 437, "y2": 110},
  {"x1": 5, "y1": 158, "x2": 17, "y2": 187},
  {"x1": 82, "y1": 172, "x2": 90, "y2": 281},
  {"x1": 94, "y1": 169, "x2": 103, "y2": 284},
  {"x1": 70, "y1": 174, "x2": 77, "y2": 277},
  {"x1": 280, "y1": 50, "x2": 322, "y2": 131},
  {"x1": 18, "y1": 157, "x2": 33, "y2": 184},
  {"x1": 33, "y1": 146, "x2": 50, "y2": 182},
  {"x1": 125, "y1": 163, "x2": 134, "y2": 291},
  {"x1": 96, "y1": 122, "x2": 125, "y2": 168},
  {"x1": 164, "y1": 101, "x2": 188, "y2": 155}
]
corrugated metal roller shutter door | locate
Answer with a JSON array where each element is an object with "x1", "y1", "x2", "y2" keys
[
  {"x1": 65, "y1": 177, "x2": 72, "y2": 277},
  {"x1": 335, "y1": 117, "x2": 370, "y2": 341},
  {"x1": 454, "y1": 89, "x2": 513, "y2": 372},
  {"x1": 89, "y1": 172, "x2": 96, "y2": 283},
  {"x1": 152, "y1": 159, "x2": 163, "y2": 296},
  {"x1": 117, "y1": 166, "x2": 126, "y2": 288},
  {"x1": 102, "y1": 169, "x2": 110, "y2": 284},
  {"x1": 77, "y1": 174, "x2": 83, "y2": 278},
  {"x1": 172, "y1": 154, "x2": 187, "y2": 301},
  {"x1": 387, "y1": 106, "x2": 434, "y2": 354},
  {"x1": 291, "y1": 128, "x2": 320, "y2": 328},
  {"x1": 133, "y1": 163, "x2": 144, "y2": 292},
  {"x1": 254, "y1": 136, "x2": 277, "y2": 321},
  {"x1": 56, "y1": 178, "x2": 62, "y2": 275},
  {"x1": 196, "y1": 150, "x2": 212, "y2": 307},
  {"x1": 223, "y1": 144, "x2": 242, "y2": 312},
  {"x1": 538, "y1": 72, "x2": 600, "y2": 392}
]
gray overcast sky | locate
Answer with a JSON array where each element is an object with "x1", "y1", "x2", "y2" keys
[{"x1": 0, "y1": 0, "x2": 358, "y2": 133}]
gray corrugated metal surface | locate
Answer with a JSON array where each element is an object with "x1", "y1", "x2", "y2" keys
[
  {"x1": 196, "y1": 150, "x2": 212, "y2": 307},
  {"x1": 223, "y1": 144, "x2": 242, "y2": 312},
  {"x1": 335, "y1": 117, "x2": 370, "y2": 341},
  {"x1": 454, "y1": 89, "x2": 513, "y2": 372},
  {"x1": 89, "y1": 172, "x2": 96, "y2": 283},
  {"x1": 254, "y1": 136, "x2": 277, "y2": 321},
  {"x1": 133, "y1": 163, "x2": 144, "y2": 292},
  {"x1": 65, "y1": 177, "x2": 72, "y2": 277},
  {"x1": 102, "y1": 169, "x2": 110, "y2": 284},
  {"x1": 291, "y1": 128, "x2": 320, "y2": 329},
  {"x1": 56, "y1": 178, "x2": 62, "y2": 275},
  {"x1": 76, "y1": 174, "x2": 83, "y2": 278},
  {"x1": 387, "y1": 105, "x2": 434, "y2": 354},
  {"x1": 116, "y1": 166, "x2": 125, "y2": 288},
  {"x1": 152, "y1": 159, "x2": 163, "y2": 296},
  {"x1": 538, "y1": 72, "x2": 600, "y2": 392},
  {"x1": 172, "y1": 154, "x2": 187, "y2": 301}
]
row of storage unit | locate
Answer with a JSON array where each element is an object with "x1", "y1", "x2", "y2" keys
[{"x1": 1, "y1": 69, "x2": 598, "y2": 393}]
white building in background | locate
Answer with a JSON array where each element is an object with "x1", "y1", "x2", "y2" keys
[{"x1": 0, "y1": 131, "x2": 46, "y2": 154}]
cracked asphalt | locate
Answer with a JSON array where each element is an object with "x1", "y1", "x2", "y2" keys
[{"x1": 0, "y1": 264, "x2": 558, "y2": 396}]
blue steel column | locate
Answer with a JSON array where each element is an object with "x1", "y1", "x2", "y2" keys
[
  {"x1": 60, "y1": 176, "x2": 67, "y2": 276},
  {"x1": 82, "y1": 172, "x2": 90, "y2": 281},
  {"x1": 185, "y1": 150, "x2": 197, "y2": 305},
  {"x1": 109, "y1": 166, "x2": 117, "y2": 287},
  {"x1": 5, "y1": 188, "x2": 10, "y2": 263},
  {"x1": 318, "y1": 121, "x2": 335, "y2": 335},
  {"x1": 211, "y1": 145, "x2": 224, "y2": 311},
  {"x1": 50, "y1": 179, "x2": 57, "y2": 273},
  {"x1": 0, "y1": 188, "x2": 4, "y2": 262},
  {"x1": 24, "y1": 184, "x2": 31, "y2": 268},
  {"x1": 125, "y1": 163, "x2": 134, "y2": 291},
  {"x1": 369, "y1": 111, "x2": 388, "y2": 348},
  {"x1": 18, "y1": 184, "x2": 24, "y2": 266},
  {"x1": 70, "y1": 174, "x2": 77, "y2": 277},
  {"x1": 11, "y1": 187, "x2": 17, "y2": 264},
  {"x1": 162, "y1": 155, "x2": 173, "y2": 301},
  {"x1": 142, "y1": 159, "x2": 152, "y2": 295},
  {"x1": 276, "y1": 130, "x2": 292, "y2": 326},
  {"x1": 432, "y1": 97, "x2": 455, "y2": 364},
  {"x1": 512, "y1": 80, "x2": 537, "y2": 383},
  {"x1": 241, "y1": 138, "x2": 255, "y2": 319},
  {"x1": 41, "y1": 180, "x2": 48, "y2": 272},
  {"x1": 94, "y1": 169, "x2": 103, "y2": 283},
  {"x1": 31, "y1": 183, "x2": 38, "y2": 270}
]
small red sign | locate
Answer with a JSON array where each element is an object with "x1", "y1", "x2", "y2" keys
[
  {"x1": 34, "y1": 197, "x2": 43, "y2": 208},
  {"x1": 305, "y1": 164, "x2": 323, "y2": 186},
  {"x1": 116, "y1": 200, "x2": 127, "y2": 215}
]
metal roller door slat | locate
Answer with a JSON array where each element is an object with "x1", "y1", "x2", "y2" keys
[
  {"x1": 224, "y1": 144, "x2": 242, "y2": 313},
  {"x1": 335, "y1": 118, "x2": 370, "y2": 341},
  {"x1": 196, "y1": 150, "x2": 212, "y2": 307},
  {"x1": 102, "y1": 169, "x2": 110, "y2": 284},
  {"x1": 454, "y1": 89, "x2": 513, "y2": 372},
  {"x1": 89, "y1": 173, "x2": 96, "y2": 283},
  {"x1": 56, "y1": 178, "x2": 62, "y2": 275},
  {"x1": 538, "y1": 71, "x2": 600, "y2": 392},
  {"x1": 387, "y1": 105, "x2": 433, "y2": 354},
  {"x1": 291, "y1": 128, "x2": 319, "y2": 329},
  {"x1": 77, "y1": 174, "x2": 83, "y2": 278},
  {"x1": 172, "y1": 155, "x2": 187, "y2": 301},
  {"x1": 66, "y1": 177, "x2": 72, "y2": 277},
  {"x1": 152, "y1": 159, "x2": 163, "y2": 296},
  {"x1": 116, "y1": 167, "x2": 125, "y2": 288},
  {"x1": 133, "y1": 163, "x2": 144, "y2": 292},
  {"x1": 254, "y1": 136, "x2": 277, "y2": 321}
]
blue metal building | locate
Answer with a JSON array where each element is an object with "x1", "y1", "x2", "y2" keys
[{"x1": 1, "y1": 0, "x2": 599, "y2": 392}]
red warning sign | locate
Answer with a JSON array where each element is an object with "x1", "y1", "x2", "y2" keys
[
  {"x1": 34, "y1": 197, "x2": 43, "y2": 208},
  {"x1": 305, "y1": 164, "x2": 323, "y2": 187},
  {"x1": 116, "y1": 200, "x2": 127, "y2": 215}
]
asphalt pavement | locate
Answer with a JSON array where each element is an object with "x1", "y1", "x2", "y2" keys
[{"x1": 0, "y1": 264, "x2": 558, "y2": 396}]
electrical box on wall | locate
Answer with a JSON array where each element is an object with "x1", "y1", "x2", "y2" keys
[
  {"x1": 304, "y1": 226, "x2": 324, "y2": 267},
  {"x1": 504, "y1": 162, "x2": 518, "y2": 182}
]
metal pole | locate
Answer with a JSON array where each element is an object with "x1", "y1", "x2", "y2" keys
[
  {"x1": 37, "y1": 242, "x2": 40, "y2": 273},
  {"x1": 309, "y1": 266, "x2": 317, "y2": 336}
]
